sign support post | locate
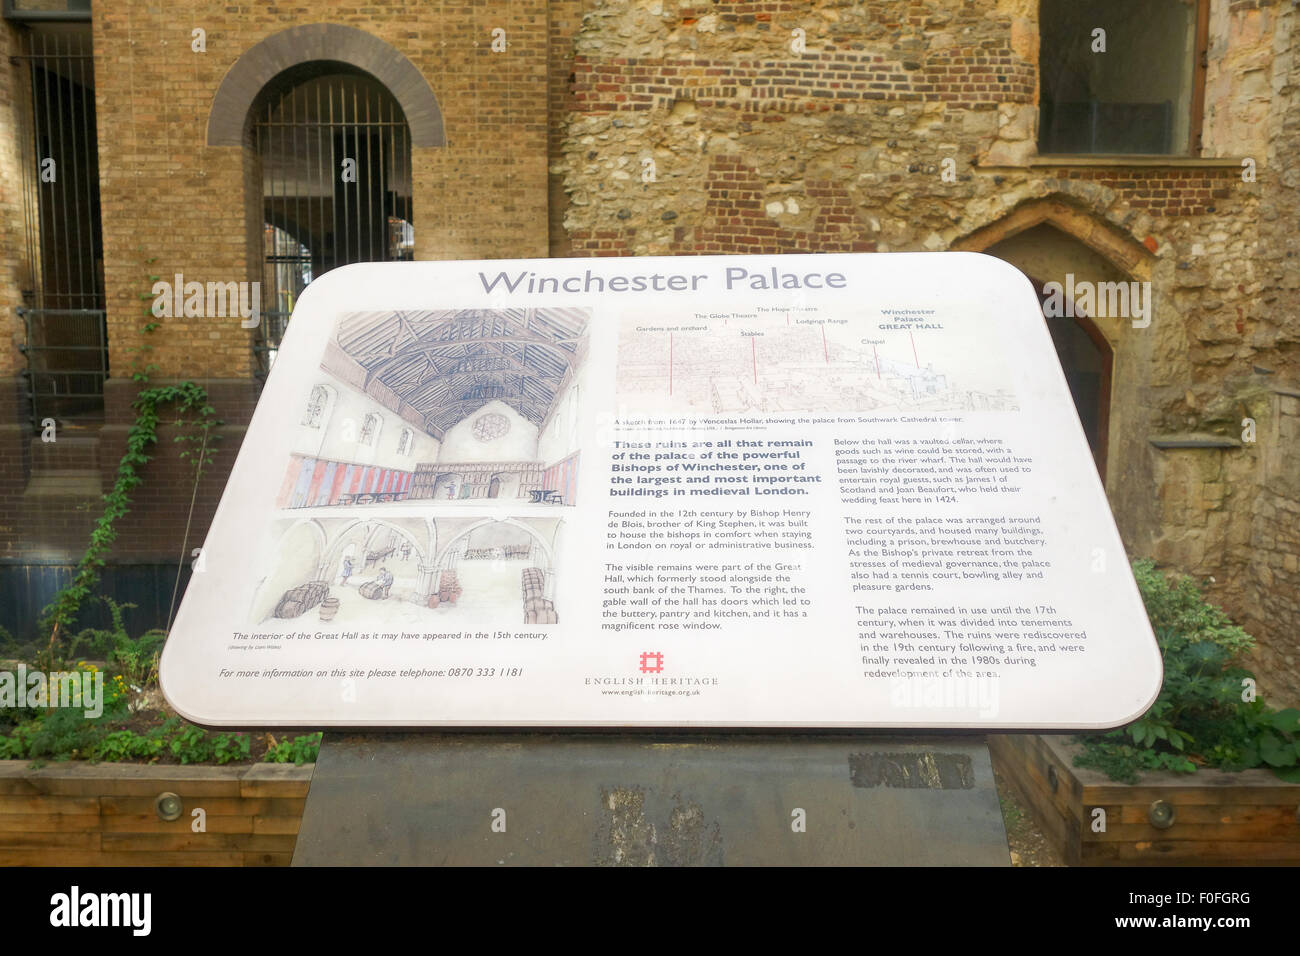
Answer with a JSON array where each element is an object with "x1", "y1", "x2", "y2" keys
[{"x1": 291, "y1": 732, "x2": 1010, "y2": 865}]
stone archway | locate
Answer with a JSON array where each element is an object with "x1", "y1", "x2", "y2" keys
[
  {"x1": 434, "y1": 518, "x2": 555, "y2": 570},
  {"x1": 952, "y1": 198, "x2": 1154, "y2": 283},
  {"x1": 955, "y1": 199, "x2": 1154, "y2": 487},
  {"x1": 206, "y1": 24, "x2": 446, "y2": 147}
]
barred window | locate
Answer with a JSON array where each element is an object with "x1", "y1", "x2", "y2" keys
[{"x1": 250, "y1": 66, "x2": 413, "y2": 372}]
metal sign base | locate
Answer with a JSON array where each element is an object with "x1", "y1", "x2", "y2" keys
[{"x1": 292, "y1": 732, "x2": 1010, "y2": 866}]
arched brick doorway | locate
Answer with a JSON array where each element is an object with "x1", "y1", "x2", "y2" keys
[
  {"x1": 249, "y1": 63, "x2": 414, "y2": 364},
  {"x1": 206, "y1": 24, "x2": 445, "y2": 148},
  {"x1": 206, "y1": 25, "x2": 445, "y2": 370}
]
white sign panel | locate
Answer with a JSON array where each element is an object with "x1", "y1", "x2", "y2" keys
[{"x1": 160, "y1": 253, "x2": 1162, "y2": 729}]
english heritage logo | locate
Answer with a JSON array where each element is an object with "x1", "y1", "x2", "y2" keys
[{"x1": 582, "y1": 651, "x2": 720, "y2": 696}]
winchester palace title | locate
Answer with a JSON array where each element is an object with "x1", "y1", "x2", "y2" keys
[{"x1": 479, "y1": 265, "x2": 851, "y2": 295}]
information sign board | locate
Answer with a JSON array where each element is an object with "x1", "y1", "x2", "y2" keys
[{"x1": 160, "y1": 253, "x2": 1162, "y2": 729}]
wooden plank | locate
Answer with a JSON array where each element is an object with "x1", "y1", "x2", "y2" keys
[
  {"x1": 22, "y1": 763, "x2": 245, "y2": 795},
  {"x1": 240, "y1": 765, "x2": 313, "y2": 799},
  {"x1": 1188, "y1": 0, "x2": 1211, "y2": 154},
  {"x1": 0, "y1": 766, "x2": 42, "y2": 796},
  {"x1": 1001, "y1": 734, "x2": 1300, "y2": 866},
  {"x1": 1009, "y1": 734, "x2": 1084, "y2": 822},
  {"x1": 0, "y1": 813, "x2": 101, "y2": 833},
  {"x1": 1083, "y1": 784, "x2": 1300, "y2": 806},
  {"x1": 100, "y1": 832, "x2": 296, "y2": 853},
  {"x1": 1006, "y1": 736, "x2": 1083, "y2": 843},
  {"x1": 252, "y1": 815, "x2": 301, "y2": 836},
  {"x1": 35, "y1": 778, "x2": 243, "y2": 798},
  {"x1": 1115, "y1": 840, "x2": 1300, "y2": 864},
  {"x1": 0, "y1": 850, "x2": 247, "y2": 867},
  {"x1": 0, "y1": 831, "x2": 101, "y2": 850},
  {"x1": 1088, "y1": 821, "x2": 1300, "y2": 843},
  {"x1": 243, "y1": 851, "x2": 294, "y2": 867},
  {"x1": 1041, "y1": 734, "x2": 1299, "y2": 792},
  {"x1": 1080, "y1": 841, "x2": 1121, "y2": 864},
  {"x1": 99, "y1": 795, "x2": 306, "y2": 817},
  {"x1": 240, "y1": 779, "x2": 310, "y2": 799},
  {"x1": 0, "y1": 795, "x2": 99, "y2": 815},
  {"x1": 990, "y1": 734, "x2": 1079, "y2": 865},
  {"x1": 1117, "y1": 804, "x2": 1298, "y2": 827},
  {"x1": 99, "y1": 814, "x2": 255, "y2": 835}
]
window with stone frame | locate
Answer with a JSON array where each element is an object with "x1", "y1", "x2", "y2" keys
[
  {"x1": 1038, "y1": 0, "x2": 1209, "y2": 156},
  {"x1": 396, "y1": 428, "x2": 413, "y2": 456},
  {"x1": 302, "y1": 385, "x2": 329, "y2": 427},
  {"x1": 359, "y1": 413, "x2": 381, "y2": 447}
]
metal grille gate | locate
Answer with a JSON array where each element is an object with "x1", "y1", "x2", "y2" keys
[
  {"x1": 252, "y1": 69, "x2": 413, "y2": 371},
  {"x1": 12, "y1": 23, "x2": 106, "y2": 429}
]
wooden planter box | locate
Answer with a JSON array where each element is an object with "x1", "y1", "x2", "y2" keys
[
  {"x1": 990, "y1": 734, "x2": 1300, "y2": 866},
  {"x1": 0, "y1": 761, "x2": 312, "y2": 866}
]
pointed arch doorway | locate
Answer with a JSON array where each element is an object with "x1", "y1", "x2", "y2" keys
[
  {"x1": 1029, "y1": 275, "x2": 1113, "y2": 477},
  {"x1": 978, "y1": 223, "x2": 1125, "y2": 479}
]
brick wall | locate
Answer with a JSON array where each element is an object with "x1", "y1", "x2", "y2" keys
[
  {"x1": 95, "y1": 379, "x2": 258, "y2": 564},
  {"x1": 1036, "y1": 166, "x2": 1239, "y2": 218},
  {"x1": 0, "y1": 23, "x2": 30, "y2": 380},
  {"x1": 572, "y1": 44, "x2": 1034, "y2": 114},
  {"x1": 1238, "y1": 0, "x2": 1300, "y2": 703},
  {"x1": 548, "y1": 0, "x2": 590, "y2": 256},
  {"x1": 2, "y1": 1, "x2": 1297, "y2": 697},
  {"x1": 552, "y1": 0, "x2": 1299, "y2": 703},
  {"x1": 0, "y1": 2, "x2": 554, "y2": 586},
  {"x1": 93, "y1": 0, "x2": 551, "y2": 383},
  {"x1": 0, "y1": 378, "x2": 256, "y2": 568}
]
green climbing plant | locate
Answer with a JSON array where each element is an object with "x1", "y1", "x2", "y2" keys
[
  {"x1": 37, "y1": 382, "x2": 220, "y2": 666},
  {"x1": 37, "y1": 254, "x2": 221, "y2": 666},
  {"x1": 128, "y1": 247, "x2": 163, "y2": 385}
]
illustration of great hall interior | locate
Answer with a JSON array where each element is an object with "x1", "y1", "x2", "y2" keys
[{"x1": 276, "y1": 307, "x2": 588, "y2": 509}]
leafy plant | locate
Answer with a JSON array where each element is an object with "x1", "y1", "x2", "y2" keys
[
  {"x1": 213, "y1": 733, "x2": 252, "y2": 765},
  {"x1": 68, "y1": 598, "x2": 166, "y2": 689},
  {"x1": 0, "y1": 703, "x2": 322, "y2": 766},
  {"x1": 94, "y1": 728, "x2": 165, "y2": 762},
  {"x1": 264, "y1": 732, "x2": 323, "y2": 765},
  {"x1": 1129, "y1": 558, "x2": 1253, "y2": 654},
  {"x1": 1074, "y1": 560, "x2": 1300, "y2": 783},
  {"x1": 128, "y1": 248, "x2": 162, "y2": 385},
  {"x1": 6, "y1": 707, "x2": 103, "y2": 762},
  {"x1": 35, "y1": 381, "x2": 218, "y2": 667},
  {"x1": 169, "y1": 723, "x2": 213, "y2": 765}
]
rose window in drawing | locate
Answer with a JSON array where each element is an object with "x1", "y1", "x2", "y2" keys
[{"x1": 472, "y1": 412, "x2": 510, "y2": 442}]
